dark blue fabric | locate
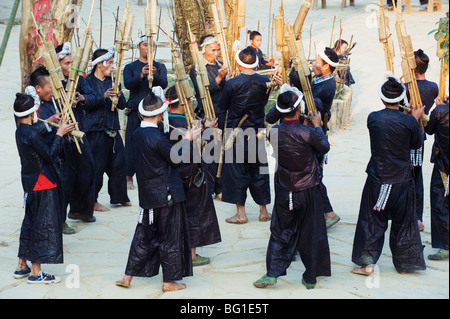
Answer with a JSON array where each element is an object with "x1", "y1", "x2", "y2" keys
[{"x1": 366, "y1": 108, "x2": 421, "y2": 184}]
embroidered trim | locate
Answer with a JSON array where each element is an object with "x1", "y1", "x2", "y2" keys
[{"x1": 373, "y1": 184, "x2": 393, "y2": 212}]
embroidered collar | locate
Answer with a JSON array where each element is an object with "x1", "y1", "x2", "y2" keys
[{"x1": 311, "y1": 74, "x2": 334, "y2": 85}]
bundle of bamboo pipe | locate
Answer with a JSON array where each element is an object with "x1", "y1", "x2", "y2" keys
[
  {"x1": 187, "y1": 21, "x2": 216, "y2": 121},
  {"x1": 145, "y1": 0, "x2": 158, "y2": 89},
  {"x1": 111, "y1": 2, "x2": 134, "y2": 111},
  {"x1": 211, "y1": 2, "x2": 231, "y2": 69},
  {"x1": 284, "y1": 22, "x2": 316, "y2": 114},
  {"x1": 376, "y1": 0, "x2": 395, "y2": 73},
  {"x1": 163, "y1": 19, "x2": 196, "y2": 129},
  {"x1": 393, "y1": 2, "x2": 425, "y2": 131},
  {"x1": 436, "y1": 33, "x2": 449, "y2": 100}
]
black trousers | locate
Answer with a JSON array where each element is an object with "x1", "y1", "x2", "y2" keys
[
  {"x1": 86, "y1": 131, "x2": 129, "y2": 205},
  {"x1": 124, "y1": 203, "x2": 193, "y2": 282},
  {"x1": 61, "y1": 136, "x2": 96, "y2": 219},
  {"x1": 352, "y1": 177, "x2": 426, "y2": 273},
  {"x1": 430, "y1": 166, "x2": 449, "y2": 250},
  {"x1": 19, "y1": 188, "x2": 63, "y2": 264},
  {"x1": 184, "y1": 167, "x2": 222, "y2": 248},
  {"x1": 412, "y1": 165, "x2": 424, "y2": 222},
  {"x1": 221, "y1": 137, "x2": 271, "y2": 206},
  {"x1": 124, "y1": 110, "x2": 141, "y2": 177},
  {"x1": 266, "y1": 185, "x2": 331, "y2": 284}
]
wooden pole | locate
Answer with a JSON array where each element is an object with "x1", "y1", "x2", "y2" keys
[{"x1": 0, "y1": 0, "x2": 20, "y2": 67}]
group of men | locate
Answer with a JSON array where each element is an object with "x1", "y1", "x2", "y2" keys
[{"x1": 12, "y1": 24, "x2": 448, "y2": 291}]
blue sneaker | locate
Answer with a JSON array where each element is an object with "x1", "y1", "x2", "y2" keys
[
  {"x1": 13, "y1": 266, "x2": 31, "y2": 279},
  {"x1": 27, "y1": 272, "x2": 61, "y2": 284}
]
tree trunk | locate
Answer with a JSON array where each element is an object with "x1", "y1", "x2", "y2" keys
[
  {"x1": 19, "y1": 0, "x2": 83, "y2": 92},
  {"x1": 173, "y1": 0, "x2": 214, "y2": 71}
]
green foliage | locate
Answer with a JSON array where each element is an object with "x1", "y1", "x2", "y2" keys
[{"x1": 429, "y1": 12, "x2": 449, "y2": 66}]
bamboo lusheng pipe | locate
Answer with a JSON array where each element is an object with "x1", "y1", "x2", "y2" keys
[
  {"x1": 330, "y1": 16, "x2": 336, "y2": 48},
  {"x1": 377, "y1": 0, "x2": 394, "y2": 73},
  {"x1": 436, "y1": 33, "x2": 449, "y2": 100},
  {"x1": 31, "y1": 10, "x2": 83, "y2": 153},
  {"x1": 293, "y1": 0, "x2": 312, "y2": 40},
  {"x1": 187, "y1": 21, "x2": 216, "y2": 121},
  {"x1": 38, "y1": 118, "x2": 86, "y2": 139},
  {"x1": 163, "y1": 19, "x2": 196, "y2": 129},
  {"x1": 392, "y1": 2, "x2": 425, "y2": 132},
  {"x1": 145, "y1": 0, "x2": 157, "y2": 88},
  {"x1": 284, "y1": 23, "x2": 316, "y2": 114},
  {"x1": 112, "y1": 4, "x2": 134, "y2": 111},
  {"x1": 66, "y1": 0, "x2": 95, "y2": 106},
  {"x1": 211, "y1": 2, "x2": 231, "y2": 69}
]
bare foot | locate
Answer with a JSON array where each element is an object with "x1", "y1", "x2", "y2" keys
[
  {"x1": 418, "y1": 220, "x2": 424, "y2": 231},
  {"x1": 116, "y1": 275, "x2": 132, "y2": 288},
  {"x1": 351, "y1": 266, "x2": 374, "y2": 276},
  {"x1": 162, "y1": 281, "x2": 187, "y2": 292},
  {"x1": 259, "y1": 206, "x2": 271, "y2": 222},
  {"x1": 127, "y1": 176, "x2": 134, "y2": 190},
  {"x1": 225, "y1": 214, "x2": 248, "y2": 224},
  {"x1": 120, "y1": 201, "x2": 132, "y2": 207},
  {"x1": 94, "y1": 202, "x2": 110, "y2": 212}
]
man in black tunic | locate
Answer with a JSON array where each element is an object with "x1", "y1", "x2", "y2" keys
[
  {"x1": 116, "y1": 91, "x2": 198, "y2": 292},
  {"x1": 218, "y1": 48, "x2": 272, "y2": 224},
  {"x1": 351, "y1": 74, "x2": 426, "y2": 275},
  {"x1": 164, "y1": 86, "x2": 222, "y2": 267},
  {"x1": 268, "y1": 43, "x2": 341, "y2": 229},
  {"x1": 55, "y1": 42, "x2": 97, "y2": 224},
  {"x1": 425, "y1": 97, "x2": 449, "y2": 261},
  {"x1": 123, "y1": 35, "x2": 168, "y2": 190},
  {"x1": 254, "y1": 90, "x2": 331, "y2": 290},
  {"x1": 189, "y1": 34, "x2": 229, "y2": 198},
  {"x1": 85, "y1": 47, "x2": 131, "y2": 211}
]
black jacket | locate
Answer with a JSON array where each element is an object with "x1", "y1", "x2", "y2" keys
[
  {"x1": 15, "y1": 123, "x2": 64, "y2": 193},
  {"x1": 62, "y1": 76, "x2": 96, "y2": 131},
  {"x1": 133, "y1": 125, "x2": 190, "y2": 210},
  {"x1": 270, "y1": 121, "x2": 330, "y2": 192},
  {"x1": 266, "y1": 73, "x2": 336, "y2": 126},
  {"x1": 366, "y1": 108, "x2": 421, "y2": 184},
  {"x1": 425, "y1": 104, "x2": 449, "y2": 175},
  {"x1": 123, "y1": 60, "x2": 168, "y2": 111},
  {"x1": 84, "y1": 74, "x2": 126, "y2": 132},
  {"x1": 219, "y1": 72, "x2": 270, "y2": 129},
  {"x1": 189, "y1": 61, "x2": 226, "y2": 116}
]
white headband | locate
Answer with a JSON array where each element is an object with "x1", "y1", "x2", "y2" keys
[
  {"x1": 57, "y1": 42, "x2": 71, "y2": 60},
  {"x1": 317, "y1": 41, "x2": 340, "y2": 68},
  {"x1": 138, "y1": 86, "x2": 170, "y2": 133},
  {"x1": 137, "y1": 35, "x2": 147, "y2": 46},
  {"x1": 138, "y1": 99, "x2": 169, "y2": 117},
  {"x1": 378, "y1": 71, "x2": 407, "y2": 104},
  {"x1": 231, "y1": 40, "x2": 259, "y2": 69},
  {"x1": 14, "y1": 104, "x2": 39, "y2": 118},
  {"x1": 15, "y1": 87, "x2": 40, "y2": 123},
  {"x1": 276, "y1": 84, "x2": 305, "y2": 114},
  {"x1": 201, "y1": 36, "x2": 218, "y2": 48},
  {"x1": 92, "y1": 46, "x2": 115, "y2": 67}
]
